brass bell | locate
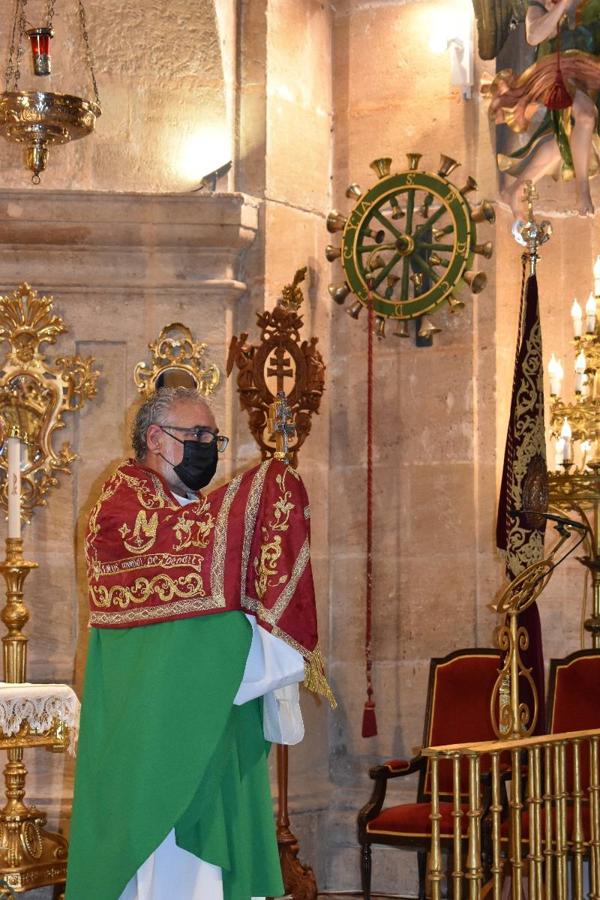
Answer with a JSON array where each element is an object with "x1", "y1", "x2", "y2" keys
[
  {"x1": 438, "y1": 154, "x2": 460, "y2": 178},
  {"x1": 346, "y1": 183, "x2": 362, "y2": 199},
  {"x1": 393, "y1": 321, "x2": 410, "y2": 338},
  {"x1": 327, "y1": 210, "x2": 347, "y2": 233},
  {"x1": 432, "y1": 226, "x2": 450, "y2": 241},
  {"x1": 364, "y1": 227, "x2": 385, "y2": 244},
  {"x1": 472, "y1": 241, "x2": 493, "y2": 260},
  {"x1": 463, "y1": 270, "x2": 487, "y2": 293},
  {"x1": 471, "y1": 200, "x2": 495, "y2": 224},
  {"x1": 375, "y1": 316, "x2": 386, "y2": 339},
  {"x1": 370, "y1": 158, "x2": 392, "y2": 179},
  {"x1": 390, "y1": 198, "x2": 405, "y2": 219},
  {"x1": 460, "y1": 176, "x2": 478, "y2": 196},
  {"x1": 347, "y1": 300, "x2": 363, "y2": 319},
  {"x1": 325, "y1": 245, "x2": 341, "y2": 262},
  {"x1": 328, "y1": 282, "x2": 351, "y2": 304},
  {"x1": 367, "y1": 254, "x2": 386, "y2": 272},
  {"x1": 418, "y1": 317, "x2": 442, "y2": 338},
  {"x1": 429, "y1": 252, "x2": 448, "y2": 268},
  {"x1": 447, "y1": 295, "x2": 465, "y2": 314},
  {"x1": 409, "y1": 273, "x2": 424, "y2": 289},
  {"x1": 406, "y1": 153, "x2": 422, "y2": 171},
  {"x1": 419, "y1": 194, "x2": 434, "y2": 218}
]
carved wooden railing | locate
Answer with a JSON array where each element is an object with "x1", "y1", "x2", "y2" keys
[{"x1": 424, "y1": 727, "x2": 600, "y2": 899}]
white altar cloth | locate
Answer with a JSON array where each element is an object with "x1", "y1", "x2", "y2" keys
[{"x1": 0, "y1": 681, "x2": 80, "y2": 752}]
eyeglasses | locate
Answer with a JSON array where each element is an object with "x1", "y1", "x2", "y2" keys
[{"x1": 160, "y1": 425, "x2": 229, "y2": 453}]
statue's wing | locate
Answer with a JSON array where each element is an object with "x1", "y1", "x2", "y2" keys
[{"x1": 471, "y1": 0, "x2": 527, "y2": 59}]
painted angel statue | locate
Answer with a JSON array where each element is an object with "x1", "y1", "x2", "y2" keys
[{"x1": 475, "y1": 0, "x2": 600, "y2": 216}]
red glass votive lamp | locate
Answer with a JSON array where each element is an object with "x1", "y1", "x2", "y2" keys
[{"x1": 26, "y1": 28, "x2": 54, "y2": 77}]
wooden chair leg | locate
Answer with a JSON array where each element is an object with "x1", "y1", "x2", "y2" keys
[
  {"x1": 417, "y1": 849, "x2": 427, "y2": 900},
  {"x1": 360, "y1": 841, "x2": 372, "y2": 900}
]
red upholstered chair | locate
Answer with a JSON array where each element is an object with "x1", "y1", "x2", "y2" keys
[
  {"x1": 358, "y1": 648, "x2": 502, "y2": 900},
  {"x1": 547, "y1": 649, "x2": 600, "y2": 802},
  {"x1": 548, "y1": 649, "x2": 600, "y2": 736}
]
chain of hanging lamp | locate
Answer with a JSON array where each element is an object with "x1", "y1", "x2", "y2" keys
[{"x1": 4, "y1": 0, "x2": 100, "y2": 105}]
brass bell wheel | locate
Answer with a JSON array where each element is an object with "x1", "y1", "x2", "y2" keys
[{"x1": 326, "y1": 153, "x2": 495, "y2": 339}]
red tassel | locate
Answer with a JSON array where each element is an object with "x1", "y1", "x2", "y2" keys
[
  {"x1": 362, "y1": 701, "x2": 378, "y2": 738},
  {"x1": 546, "y1": 69, "x2": 572, "y2": 110}
]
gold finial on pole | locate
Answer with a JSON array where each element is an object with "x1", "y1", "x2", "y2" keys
[{"x1": 513, "y1": 180, "x2": 553, "y2": 276}]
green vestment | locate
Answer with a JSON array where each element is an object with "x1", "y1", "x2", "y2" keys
[{"x1": 65, "y1": 611, "x2": 284, "y2": 900}]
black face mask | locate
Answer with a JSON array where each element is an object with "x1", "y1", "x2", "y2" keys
[{"x1": 164, "y1": 435, "x2": 218, "y2": 492}]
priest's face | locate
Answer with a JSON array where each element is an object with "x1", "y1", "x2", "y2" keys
[{"x1": 145, "y1": 398, "x2": 218, "y2": 496}]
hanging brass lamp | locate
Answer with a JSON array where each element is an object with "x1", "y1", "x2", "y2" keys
[{"x1": 0, "y1": 0, "x2": 101, "y2": 183}]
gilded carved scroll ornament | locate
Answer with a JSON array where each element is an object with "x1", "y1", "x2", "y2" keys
[
  {"x1": 134, "y1": 322, "x2": 220, "y2": 399},
  {"x1": 226, "y1": 268, "x2": 325, "y2": 468},
  {"x1": 0, "y1": 283, "x2": 99, "y2": 522}
]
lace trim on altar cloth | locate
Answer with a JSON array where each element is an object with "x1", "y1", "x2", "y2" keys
[{"x1": 0, "y1": 683, "x2": 80, "y2": 754}]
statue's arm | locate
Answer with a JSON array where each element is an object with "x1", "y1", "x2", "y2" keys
[{"x1": 525, "y1": 0, "x2": 571, "y2": 46}]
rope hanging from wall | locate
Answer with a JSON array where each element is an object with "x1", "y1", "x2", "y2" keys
[{"x1": 362, "y1": 286, "x2": 377, "y2": 738}]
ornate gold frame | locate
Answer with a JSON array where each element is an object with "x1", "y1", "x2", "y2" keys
[
  {"x1": 133, "y1": 322, "x2": 220, "y2": 398},
  {"x1": 0, "y1": 283, "x2": 99, "y2": 522}
]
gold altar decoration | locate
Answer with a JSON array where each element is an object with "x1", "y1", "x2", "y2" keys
[
  {"x1": 0, "y1": 0, "x2": 101, "y2": 182},
  {"x1": 134, "y1": 322, "x2": 220, "y2": 399},
  {"x1": 0, "y1": 537, "x2": 70, "y2": 894},
  {"x1": 546, "y1": 255, "x2": 600, "y2": 647},
  {"x1": 0, "y1": 284, "x2": 97, "y2": 893},
  {"x1": 226, "y1": 267, "x2": 326, "y2": 468},
  {"x1": 0, "y1": 283, "x2": 99, "y2": 524}
]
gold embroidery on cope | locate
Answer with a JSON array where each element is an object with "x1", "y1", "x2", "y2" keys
[
  {"x1": 240, "y1": 461, "x2": 271, "y2": 596},
  {"x1": 90, "y1": 571, "x2": 205, "y2": 609},
  {"x1": 210, "y1": 474, "x2": 243, "y2": 606},
  {"x1": 253, "y1": 466, "x2": 296, "y2": 601},
  {"x1": 119, "y1": 470, "x2": 174, "y2": 510},
  {"x1": 121, "y1": 510, "x2": 159, "y2": 554},
  {"x1": 96, "y1": 552, "x2": 205, "y2": 577},
  {"x1": 173, "y1": 499, "x2": 215, "y2": 551},
  {"x1": 245, "y1": 537, "x2": 310, "y2": 624},
  {"x1": 89, "y1": 595, "x2": 219, "y2": 626}
]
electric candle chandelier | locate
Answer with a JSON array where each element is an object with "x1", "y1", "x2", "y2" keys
[
  {"x1": 547, "y1": 256, "x2": 600, "y2": 646},
  {"x1": 0, "y1": 0, "x2": 101, "y2": 182}
]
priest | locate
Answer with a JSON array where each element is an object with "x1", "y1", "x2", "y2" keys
[{"x1": 65, "y1": 386, "x2": 332, "y2": 900}]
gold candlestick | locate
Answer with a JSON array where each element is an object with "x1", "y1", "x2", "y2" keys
[
  {"x1": 0, "y1": 538, "x2": 68, "y2": 893},
  {"x1": 1, "y1": 539, "x2": 37, "y2": 684}
]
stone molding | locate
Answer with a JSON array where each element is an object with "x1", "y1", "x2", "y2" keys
[{"x1": 0, "y1": 190, "x2": 260, "y2": 298}]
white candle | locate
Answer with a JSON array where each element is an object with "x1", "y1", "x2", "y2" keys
[
  {"x1": 548, "y1": 353, "x2": 564, "y2": 396},
  {"x1": 561, "y1": 418, "x2": 573, "y2": 464},
  {"x1": 586, "y1": 291, "x2": 597, "y2": 334},
  {"x1": 7, "y1": 434, "x2": 21, "y2": 539},
  {"x1": 582, "y1": 373, "x2": 590, "y2": 399},
  {"x1": 581, "y1": 439, "x2": 591, "y2": 471},
  {"x1": 594, "y1": 254, "x2": 600, "y2": 296},
  {"x1": 555, "y1": 437, "x2": 565, "y2": 471},
  {"x1": 572, "y1": 298, "x2": 583, "y2": 338},
  {"x1": 575, "y1": 349, "x2": 587, "y2": 393}
]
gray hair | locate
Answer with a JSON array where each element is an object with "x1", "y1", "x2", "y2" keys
[{"x1": 131, "y1": 387, "x2": 210, "y2": 460}]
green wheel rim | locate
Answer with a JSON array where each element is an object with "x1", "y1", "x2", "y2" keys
[{"x1": 341, "y1": 169, "x2": 475, "y2": 320}]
